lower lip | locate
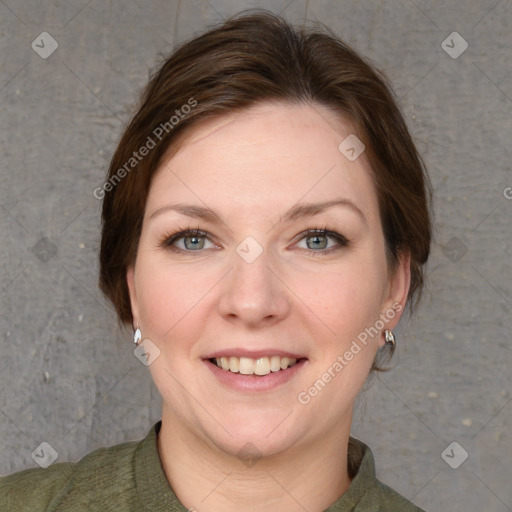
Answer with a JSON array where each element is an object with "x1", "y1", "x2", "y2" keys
[{"x1": 203, "y1": 358, "x2": 308, "y2": 392}]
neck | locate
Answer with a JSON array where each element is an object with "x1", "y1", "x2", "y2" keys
[{"x1": 156, "y1": 407, "x2": 353, "y2": 512}]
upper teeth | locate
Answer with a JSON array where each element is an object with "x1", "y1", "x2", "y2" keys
[{"x1": 214, "y1": 356, "x2": 298, "y2": 376}]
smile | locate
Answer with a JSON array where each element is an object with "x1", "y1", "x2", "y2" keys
[{"x1": 209, "y1": 356, "x2": 301, "y2": 376}]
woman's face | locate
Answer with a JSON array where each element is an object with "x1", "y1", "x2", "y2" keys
[{"x1": 127, "y1": 101, "x2": 409, "y2": 457}]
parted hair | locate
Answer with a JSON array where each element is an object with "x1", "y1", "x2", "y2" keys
[{"x1": 99, "y1": 9, "x2": 432, "y2": 370}]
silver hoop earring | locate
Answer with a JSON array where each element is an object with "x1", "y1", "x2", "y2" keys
[
  {"x1": 133, "y1": 326, "x2": 142, "y2": 346},
  {"x1": 384, "y1": 329, "x2": 396, "y2": 348}
]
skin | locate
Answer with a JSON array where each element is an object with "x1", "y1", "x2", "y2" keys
[{"x1": 126, "y1": 101, "x2": 410, "y2": 512}]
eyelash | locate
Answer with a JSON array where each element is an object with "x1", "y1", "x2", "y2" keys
[{"x1": 158, "y1": 224, "x2": 350, "y2": 256}]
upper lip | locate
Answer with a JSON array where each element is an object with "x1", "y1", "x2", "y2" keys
[{"x1": 203, "y1": 349, "x2": 307, "y2": 360}]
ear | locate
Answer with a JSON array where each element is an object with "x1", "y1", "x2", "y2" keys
[
  {"x1": 378, "y1": 251, "x2": 411, "y2": 347},
  {"x1": 126, "y1": 265, "x2": 140, "y2": 330}
]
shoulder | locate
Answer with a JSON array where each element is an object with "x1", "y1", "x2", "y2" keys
[
  {"x1": 0, "y1": 437, "x2": 141, "y2": 512},
  {"x1": 0, "y1": 461, "x2": 74, "y2": 512},
  {"x1": 361, "y1": 478, "x2": 425, "y2": 512},
  {"x1": 344, "y1": 437, "x2": 425, "y2": 512}
]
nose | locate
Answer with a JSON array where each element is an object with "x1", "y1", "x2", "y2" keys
[{"x1": 217, "y1": 241, "x2": 290, "y2": 326}]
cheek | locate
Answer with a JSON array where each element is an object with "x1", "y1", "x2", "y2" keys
[
  {"x1": 292, "y1": 257, "x2": 386, "y2": 334},
  {"x1": 135, "y1": 257, "x2": 203, "y2": 343}
]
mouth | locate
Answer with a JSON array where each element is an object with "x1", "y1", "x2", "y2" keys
[{"x1": 206, "y1": 355, "x2": 308, "y2": 376}]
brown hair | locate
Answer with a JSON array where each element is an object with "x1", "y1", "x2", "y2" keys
[{"x1": 99, "y1": 9, "x2": 432, "y2": 364}]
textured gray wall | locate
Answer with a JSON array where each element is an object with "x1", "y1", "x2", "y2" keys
[{"x1": 1, "y1": 1, "x2": 511, "y2": 511}]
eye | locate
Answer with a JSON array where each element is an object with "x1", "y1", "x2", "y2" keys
[
  {"x1": 159, "y1": 226, "x2": 216, "y2": 253},
  {"x1": 294, "y1": 227, "x2": 350, "y2": 255}
]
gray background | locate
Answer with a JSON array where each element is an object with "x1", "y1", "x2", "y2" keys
[{"x1": 1, "y1": 0, "x2": 511, "y2": 510}]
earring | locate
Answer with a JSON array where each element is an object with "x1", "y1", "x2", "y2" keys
[
  {"x1": 384, "y1": 329, "x2": 396, "y2": 348},
  {"x1": 133, "y1": 326, "x2": 142, "y2": 346}
]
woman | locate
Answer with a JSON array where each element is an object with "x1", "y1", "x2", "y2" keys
[{"x1": 0, "y1": 9, "x2": 431, "y2": 511}]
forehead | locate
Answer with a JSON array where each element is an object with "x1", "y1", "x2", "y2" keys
[{"x1": 147, "y1": 102, "x2": 379, "y2": 225}]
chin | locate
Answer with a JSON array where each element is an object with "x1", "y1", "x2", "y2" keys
[
  {"x1": 208, "y1": 427, "x2": 300, "y2": 462},
  {"x1": 199, "y1": 408, "x2": 300, "y2": 453}
]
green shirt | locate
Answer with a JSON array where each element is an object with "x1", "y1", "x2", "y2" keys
[{"x1": 0, "y1": 421, "x2": 424, "y2": 511}]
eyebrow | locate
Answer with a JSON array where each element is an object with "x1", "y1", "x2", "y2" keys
[{"x1": 148, "y1": 198, "x2": 367, "y2": 226}]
